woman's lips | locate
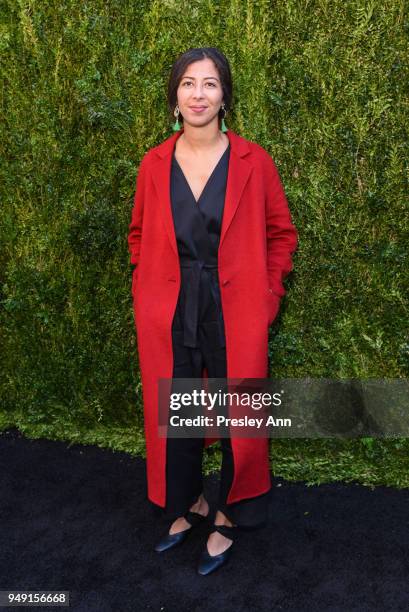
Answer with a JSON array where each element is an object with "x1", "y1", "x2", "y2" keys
[{"x1": 190, "y1": 106, "x2": 207, "y2": 113}]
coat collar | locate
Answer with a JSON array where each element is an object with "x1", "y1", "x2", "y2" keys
[{"x1": 149, "y1": 128, "x2": 253, "y2": 258}]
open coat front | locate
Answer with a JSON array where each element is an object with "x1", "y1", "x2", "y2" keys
[{"x1": 128, "y1": 128, "x2": 298, "y2": 508}]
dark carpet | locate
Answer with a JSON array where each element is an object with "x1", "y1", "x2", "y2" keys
[{"x1": 1, "y1": 428, "x2": 408, "y2": 612}]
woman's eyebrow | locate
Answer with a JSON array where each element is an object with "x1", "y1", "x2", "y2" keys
[{"x1": 181, "y1": 76, "x2": 219, "y2": 81}]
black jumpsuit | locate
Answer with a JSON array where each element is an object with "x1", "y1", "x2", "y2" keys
[{"x1": 161, "y1": 142, "x2": 272, "y2": 528}]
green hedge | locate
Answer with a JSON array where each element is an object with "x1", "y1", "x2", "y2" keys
[{"x1": 1, "y1": 1, "x2": 408, "y2": 486}]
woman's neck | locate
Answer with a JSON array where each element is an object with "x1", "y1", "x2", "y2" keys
[{"x1": 178, "y1": 124, "x2": 227, "y2": 154}]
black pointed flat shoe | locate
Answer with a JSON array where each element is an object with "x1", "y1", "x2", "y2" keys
[
  {"x1": 197, "y1": 523, "x2": 239, "y2": 575},
  {"x1": 154, "y1": 508, "x2": 208, "y2": 553}
]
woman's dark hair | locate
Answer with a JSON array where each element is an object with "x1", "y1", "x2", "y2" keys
[{"x1": 167, "y1": 47, "x2": 233, "y2": 124}]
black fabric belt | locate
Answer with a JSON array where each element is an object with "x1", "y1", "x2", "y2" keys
[{"x1": 178, "y1": 259, "x2": 223, "y2": 348}]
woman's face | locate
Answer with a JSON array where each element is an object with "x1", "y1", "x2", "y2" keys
[{"x1": 176, "y1": 58, "x2": 224, "y2": 128}]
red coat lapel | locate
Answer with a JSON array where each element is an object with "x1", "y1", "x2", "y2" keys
[{"x1": 149, "y1": 128, "x2": 253, "y2": 257}]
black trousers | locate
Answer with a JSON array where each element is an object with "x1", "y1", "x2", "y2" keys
[{"x1": 159, "y1": 281, "x2": 272, "y2": 529}]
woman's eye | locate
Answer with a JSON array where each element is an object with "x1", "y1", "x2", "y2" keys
[{"x1": 182, "y1": 81, "x2": 216, "y2": 87}]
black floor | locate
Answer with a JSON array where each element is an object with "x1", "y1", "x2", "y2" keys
[{"x1": 1, "y1": 427, "x2": 408, "y2": 611}]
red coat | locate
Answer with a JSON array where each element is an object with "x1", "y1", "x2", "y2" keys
[{"x1": 128, "y1": 128, "x2": 298, "y2": 508}]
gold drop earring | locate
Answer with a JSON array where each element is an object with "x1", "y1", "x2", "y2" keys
[
  {"x1": 172, "y1": 104, "x2": 181, "y2": 131},
  {"x1": 220, "y1": 103, "x2": 228, "y2": 133}
]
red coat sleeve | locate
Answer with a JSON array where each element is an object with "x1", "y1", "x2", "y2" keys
[
  {"x1": 264, "y1": 156, "x2": 298, "y2": 298},
  {"x1": 128, "y1": 155, "x2": 148, "y2": 270}
]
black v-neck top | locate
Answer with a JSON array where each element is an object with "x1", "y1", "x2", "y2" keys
[{"x1": 170, "y1": 144, "x2": 230, "y2": 349}]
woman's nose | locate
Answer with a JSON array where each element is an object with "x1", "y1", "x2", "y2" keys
[{"x1": 192, "y1": 86, "x2": 205, "y2": 98}]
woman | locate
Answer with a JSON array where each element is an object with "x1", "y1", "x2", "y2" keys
[{"x1": 128, "y1": 47, "x2": 298, "y2": 576}]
